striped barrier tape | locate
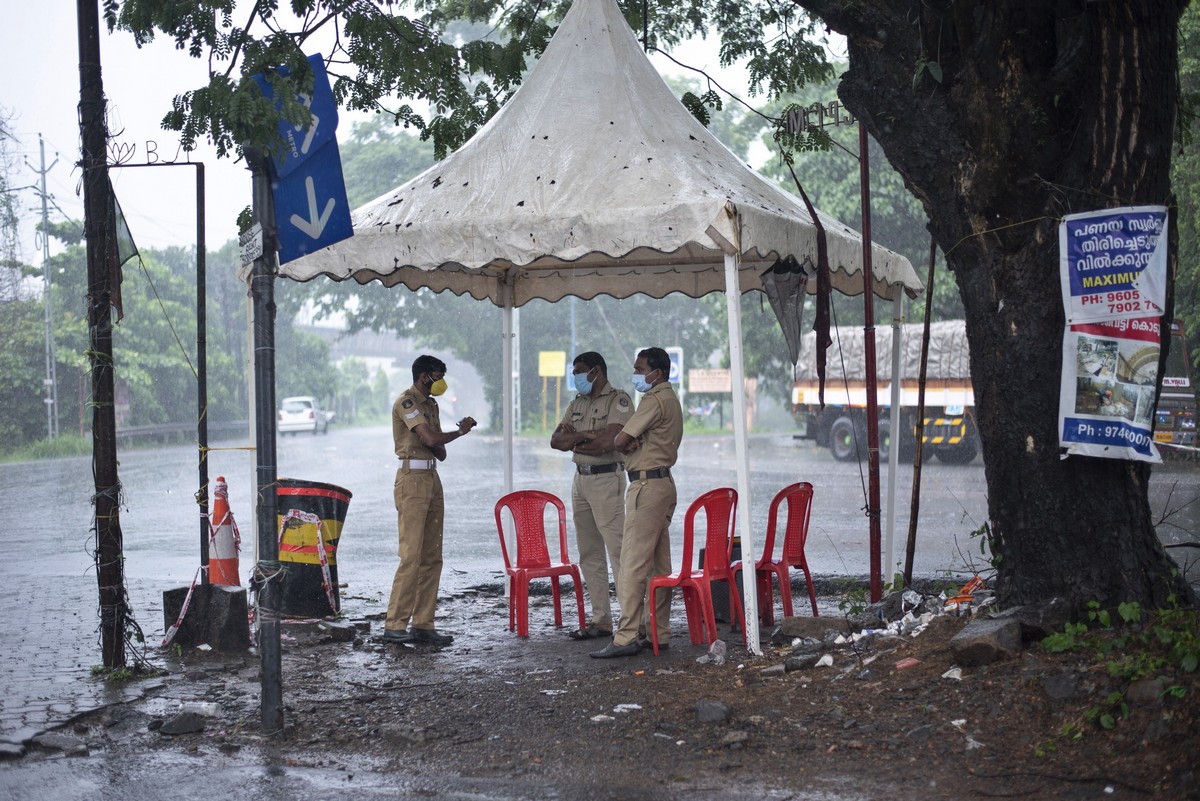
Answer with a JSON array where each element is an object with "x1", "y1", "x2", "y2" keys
[
  {"x1": 161, "y1": 565, "x2": 202, "y2": 648},
  {"x1": 278, "y1": 508, "x2": 339, "y2": 615}
]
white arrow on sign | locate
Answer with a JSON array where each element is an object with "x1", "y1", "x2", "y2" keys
[{"x1": 290, "y1": 176, "x2": 336, "y2": 239}]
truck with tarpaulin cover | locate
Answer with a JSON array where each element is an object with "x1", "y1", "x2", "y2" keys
[
  {"x1": 1155, "y1": 319, "x2": 1198, "y2": 456},
  {"x1": 791, "y1": 320, "x2": 980, "y2": 464}
]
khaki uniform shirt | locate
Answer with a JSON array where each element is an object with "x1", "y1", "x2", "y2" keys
[
  {"x1": 559, "y1": 383, "x2": 634, "y2": 466},
  {"x1": 392, "y1": 386, "x2": 440, "y2": 460},
  {"x1": 621, "y1": 382, "x2": 683, "y2": 473}
]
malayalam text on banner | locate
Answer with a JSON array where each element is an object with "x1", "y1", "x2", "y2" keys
[{"x1": 1058, "y1": 206, "x2": 1168, "y2": 325}]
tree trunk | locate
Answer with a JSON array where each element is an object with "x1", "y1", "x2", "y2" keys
[{"x1": 796, "y1": 0, "x2": 1194, "y2": 612}]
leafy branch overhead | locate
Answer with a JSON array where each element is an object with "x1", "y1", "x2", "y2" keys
[{"x1": 103, "y1": 0, "x2": 835, "y2": 160}]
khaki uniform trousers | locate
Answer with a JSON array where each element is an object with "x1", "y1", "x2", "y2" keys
[
  {"x1": 571, "y1": 470, "x2": 626, "y2": 631},
  {"x1": 385, "y1": 469, "x2": 444, "y2": 632},
  {"x1": 613, "y1": 476, "x2": 676, "y2": 647}
]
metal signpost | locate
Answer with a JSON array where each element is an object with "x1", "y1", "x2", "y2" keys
[{"x1": 248, "y1": 53, "x2": 353, "y2": 733}]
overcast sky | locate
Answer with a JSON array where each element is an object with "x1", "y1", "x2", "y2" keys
[
  {"x1": 1, "y1": 3, "x2": 767, "y2": 263},
  {"x1": 1, "y1": 2, "x2": 251, "y2": 261}
]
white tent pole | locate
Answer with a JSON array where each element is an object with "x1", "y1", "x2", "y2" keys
[
  {"x1": 502, "y1": 287, "x2": 514, "y2": 496},
  {"x1": 885, "y1": 292, "x2": 904, "y2": 590},
  {"x1": 723, "y1": 251, "x2": 760, "y2": 655},
  {"x1": 512, "y1": 306, "x2": 522, "y2": 434}
]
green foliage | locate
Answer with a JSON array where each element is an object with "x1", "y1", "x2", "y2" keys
[
  {"x1": 679, "y1": 91, "x2": 713, "y2": 127},
  {"x1": 1037, "y1": 599, "x2": 1199, "y2": 746},
  {"x1": 104, "y1": 1, "x2": 834, "y2": 164},
  {"x1": 114, "y1": 255, "x2": 200, "y2": 426},
  {"x1": 0, "y1": 221, "x2": 339, "y2": 458},
  {"x1": 338, "y1": 115, "x2": 435, "y2": 207},
  {"x1": 1173, "y1": 3, "x2": 1200, "y2": 381},
  {"x1": 963, "y1": 520, "x2": 998, "y2": 569},
  {"x1": 1084, "y1": 691, "x2": 1129, "y2": 730},
  {"x1": 0, "y1": 298, "x2": 52, "y2": 448},
  {"x1": 90, "y1": 663, "x2": 164, "y2": 681},
  {"x1": 333, "y1": 356, "x2": 389, "y2": 424},
  {"x1": 835, "y1": 578, "x2": 869, "y2": 618},
  {"x1": 0, "y1": 435, "x2": 92, "y2": 464},
  {"x1": 276, "y1": 327, "x2": 337, "y2": 404},
  {"x1": 1041, "y1": 621, "x2": 1090, "y2": 653},
  {"x1": 912, "y1": 55, "x2": 943, "y2": 89},
  {"x1": 371, "y1": 365, "x2": 392, "y2": 419}
]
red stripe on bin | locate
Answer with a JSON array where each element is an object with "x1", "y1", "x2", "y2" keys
[{"x1": 277, "y1": 487, "x2": 351, "y2": 502}]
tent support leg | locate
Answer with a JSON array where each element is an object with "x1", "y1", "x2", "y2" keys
[
  {"x1": 723, "y1": 251, "x2": 760, "y2": 655},
  {"x1": 502, "y1": 291, "x2": 514, "y2": 496},
  {"x1": 885, "y1": 293, "x2": 904, "y2": 590}
]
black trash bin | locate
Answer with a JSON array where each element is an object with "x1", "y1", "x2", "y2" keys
[
  {"x1": 698, "y1": 536, "x2": 744, "y2": 623},
  {"x1": 275, "y1": 478, "x2": 353, "y2": 617}
]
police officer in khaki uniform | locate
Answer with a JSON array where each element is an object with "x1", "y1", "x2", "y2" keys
[
  {"x1": 550, "y1": 352, "x2": 633, "y2": 639},
  {"x1": 590, "y1": 347, "x2": 684, "y2": 658},
  {"x1": 383, "y1": 355, "x2": 476, "y2": 646}
]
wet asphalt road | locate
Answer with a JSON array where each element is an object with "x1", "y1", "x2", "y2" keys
[
  {"x1": 4, "y1": 424, "x2": 1199, "y2": 633},
  {"x1": 0, "y1": 427, "x2": 1003, "y2": 596},
  {"x1": 0, "y1": 424, "x2": 1198, "y2": 799},
  {"x1": 12, "y1": 424, "x2": 1196, "y2": 591}
]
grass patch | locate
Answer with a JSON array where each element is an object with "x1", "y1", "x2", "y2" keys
[{"x1": 0, "y1": 434, "x2": 92, "y2": 463}]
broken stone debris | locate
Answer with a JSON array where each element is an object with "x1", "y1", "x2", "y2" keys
[{"x1": 695, "y1": 699, "x2": 731, "y2": 723}]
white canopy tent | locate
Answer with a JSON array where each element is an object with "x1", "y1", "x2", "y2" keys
[{"x1": 286, "y1": 0, "x2": 923, "y2": 653}]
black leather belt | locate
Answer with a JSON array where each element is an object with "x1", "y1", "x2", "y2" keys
[
  {"x1": 576, "y1": 463, "x2": 620, "y2": 475},
  {"x1": 627, "y1": 467, "x2": 671, "y2": 480}
]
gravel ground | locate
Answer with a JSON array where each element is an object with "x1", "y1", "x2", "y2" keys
[{"x1": 9, "y1": 582, "x2": 1200, "y2": 801}]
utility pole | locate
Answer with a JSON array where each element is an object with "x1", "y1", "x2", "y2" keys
[
  {"x1": 77, "y1": 0, "x2": 127, "y2": 668},
  {"x1": 27, "y1": 134, "x2": 60, "y2": 439},
  {"x1": 246, "y1": 147, "x2": 283, "y2": 734}
]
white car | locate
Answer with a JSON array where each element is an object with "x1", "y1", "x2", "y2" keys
[{"x1": 278, "y1": 396, "x2": 333, "y2": 435}]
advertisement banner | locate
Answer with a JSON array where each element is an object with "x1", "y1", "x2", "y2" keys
[
  {"x1": 1058, "y1": 317, "x2": 1162, "y2": 462},
  {"x1": 1059, "y1": 206, "x2": 1168, "y2": 325}
]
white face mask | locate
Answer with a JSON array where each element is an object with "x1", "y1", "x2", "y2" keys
[
  {"x1": 632, "y1": 369, "x2": 657, "y2": 393},
  {"x1": 573, "y1": 367, "x2": 596, "y2": 395}
]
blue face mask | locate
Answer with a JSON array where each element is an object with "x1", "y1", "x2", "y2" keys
[
  {"x1": 573, "y1": 369, "x2": 595, "y2": 395},
  {"x1": 632, "y1": 370, "x2": 657, "y2": 394}
]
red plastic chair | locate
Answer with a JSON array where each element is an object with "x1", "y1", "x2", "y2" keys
[
  {"x1": 732, "y1": 482, "x2": 818, "y2": 625},
  {"x1": 647, "y1": 488, "x2": 743, "y2": 656},
  {"x1": 494, "y1": 490, "x2": 586, "y2": 637}
]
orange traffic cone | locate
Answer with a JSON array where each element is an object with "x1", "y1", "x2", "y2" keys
[{"x1": 208, "y1": 475, "x2": 241, "y2": 586}]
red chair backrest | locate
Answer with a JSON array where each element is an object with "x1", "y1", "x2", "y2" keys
[
  {"x1": 769, "y1": 482, "x2": 814, "y2": 567},
  {"x1": 685, "y1": 488, "x2": 738, "y2": 580},
  {"x1": 494, "y1": 490, "x2": 569, "y2": 569}
]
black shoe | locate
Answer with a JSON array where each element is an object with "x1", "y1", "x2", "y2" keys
[
  {"x1": 637, "y1": 637, "x2": 669, "y2": 652},
  {"x1": 568, "y1": 623, "x2": 613, "y2": 640},
  {"x1": 409, "y1": 627, "x2": 453, "y2": 646},
  {"x1": 589, "y1": 641, "x2": 640, "y2": 659},
  {"x1": 381, "y1": 629, "x2": 413, "y2": 643}
]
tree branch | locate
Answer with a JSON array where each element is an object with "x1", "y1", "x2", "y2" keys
[{"x1": 220, "y1": 0, "x2": 264, "y2": 82}]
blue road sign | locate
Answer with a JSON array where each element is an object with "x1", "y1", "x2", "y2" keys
[
  {"x1": 251, "y1": 53, "x2": 353, "y2": 264},
  {"x1": 666, "y1": 347, "x2": 683, "y2": 383},
  {"x1": 250, "y1": 54, "x2": 339, "y2": 178},
  {"x1": 272, "y1": 137, "x2": 353, "y2": 264}
]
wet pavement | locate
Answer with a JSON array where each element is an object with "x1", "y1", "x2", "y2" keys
[{"x1": 0, "y1": 425, "x2": 1197, "y2": 774}]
